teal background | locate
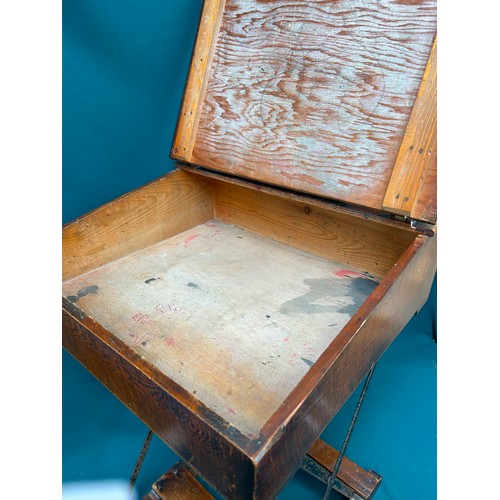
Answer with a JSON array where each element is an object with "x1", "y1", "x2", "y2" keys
[{"x1": 63, "y1": 1, "x2": 437, "y2": 498}]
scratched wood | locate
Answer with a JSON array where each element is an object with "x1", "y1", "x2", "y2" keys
[
  {"x1": 177, "y1": 0, "x2": 436, "y2": 211},
  {"x1": 62, "y1": 220, "x2": 379, "y2": 437},
  {"x1": 382, "y1": 37, "x2": 437, "y2": 222}
]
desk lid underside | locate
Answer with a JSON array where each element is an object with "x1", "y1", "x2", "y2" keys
[
  {"x1": 172, "y1": 0, "x2": 437, "y2": 222},
  {"x1": 62, "y1": 220, "x2": 378, "y2": 437}
]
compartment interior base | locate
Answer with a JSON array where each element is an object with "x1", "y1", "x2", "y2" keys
[{"x1": 62, "y1": 219, "x2": 378, "y2": 437}]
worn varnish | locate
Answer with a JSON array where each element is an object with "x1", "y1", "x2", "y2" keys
[{"x1": 173, "y1": 0, "x2": 436, "y2": 211}]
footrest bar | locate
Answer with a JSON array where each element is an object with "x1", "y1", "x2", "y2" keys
[
  {"x1": 301, "y1": 439, "x2": 382, "y2": 500},
  {"x1": 142, "y1": 462, "x2": 214, "y2": 500}
]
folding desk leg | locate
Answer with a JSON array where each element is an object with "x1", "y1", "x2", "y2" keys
[
  {"x1": 134, "y1": 365, "x2": 380, "y2": 499},
  {"x1": 301, "y1": 363, "x2": 381, "y2": 499},
  {"x1": 130, "y1": 429, "x2": 154, "y2": 489}
]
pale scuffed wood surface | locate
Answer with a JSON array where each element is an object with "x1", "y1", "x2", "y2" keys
[
  {"x1": 187, "y1": 0, "x2": 436, "y2": 210},
  {"x1": 62, "y1": 220, "x2": 378, "y2": 436}
]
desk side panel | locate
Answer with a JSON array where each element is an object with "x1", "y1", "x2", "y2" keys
[
  {"x1": 253, "y1": 232, "x2": 437, "y2": 498},
  {"x1": 62, "y1": 308, "x2": 255, "y2": 499},
  {"x1": 212, "y1": 181, "x2": 416, "y2": 279},
  {"x1": 63, "y1": 170, "x2": 214, "y2": 281}
]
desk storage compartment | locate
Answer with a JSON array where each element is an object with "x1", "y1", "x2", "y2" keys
[{"x1": 62, "y1": 168, "x2": 436, "y2": 499}]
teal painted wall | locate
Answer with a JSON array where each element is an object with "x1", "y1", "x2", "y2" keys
[{"x1": 63, "y1": 0, "x2": 203, "y2": 224}]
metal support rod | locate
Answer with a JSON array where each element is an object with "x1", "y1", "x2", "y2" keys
[
  {"x1": 323, "y1": 363, "x2": 377, "y2": 500},
  {"x1": 130, "y1": 429, "x2": 154, "y2": 489}
]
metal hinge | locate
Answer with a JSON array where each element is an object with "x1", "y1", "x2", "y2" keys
[
  {"x1": 410, "y1": 218, "x2": 436, "y2": 236},
  {"x1": 391, "y1": 214, "x2": 436, "y2": 236}
]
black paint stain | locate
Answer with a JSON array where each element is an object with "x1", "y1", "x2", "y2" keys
[
  {"x1": 187, "y1": 282, "x2": 201, "y2": 290},
  {"x1": 62, "y1": 296, "x2": 88, "y2": 320},
  {"x1": 68, "y1": 285, "x2": 99, "y2": 303},
  {"x1": 145, "y1": 277, "x2": 160, "y2": 284},
  {"x1": 301, "y1": 358, "x2": 314, "y2": 368},
  {"x1": 337, "y1": 277, "x2": 378, "y2": 316},
  {"x1": 279, "y1": 277, "x2": 377, "y2": 317}
]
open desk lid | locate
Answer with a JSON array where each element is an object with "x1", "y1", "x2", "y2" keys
[{"x1": 172, "y1": 0, "x2": 437, "y2": 224}]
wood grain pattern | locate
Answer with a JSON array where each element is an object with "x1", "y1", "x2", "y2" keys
[
  {"x1": 383, "y1": 37, "x2": 437, "y2": 222},
  {"x1": 171, "y1": 0, "x2": 226, "y2": 162},
  {"x1": 182, "y1": 0, "x2": 436, "y2": 210},
  {"x1": 252, "y1": 232, "x2": 437, "y2": 498},
  {"x1": 62, "y1": 170, "x2": 213, "y2": 281},
  {"x1": 411, "y1": 156, "x2": 437, "y2": 224},
  {"x1": 212, "y1": 181, "x2": 416, "y2": 278}
]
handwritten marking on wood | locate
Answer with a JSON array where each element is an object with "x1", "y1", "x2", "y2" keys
[{"x1": 185, "y1": 0, "x2": 436, "y2": 209}]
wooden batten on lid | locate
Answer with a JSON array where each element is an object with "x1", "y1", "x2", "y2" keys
[{"x1": 172, "y1": 0, "x2": 437, "y2": 224}]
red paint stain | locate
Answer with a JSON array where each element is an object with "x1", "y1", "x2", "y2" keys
[
  {"x1": 289, "y1": 353, "x2": 300, "y2": 366},
  {"x1": 228, "y1": 407, "x2": 236, "y2": 415},
  {"x1": 206, "y1": 221, "x2": 217, "y2": 228},
  {"x1": 283, "y1": 337, "x2": 289, "y2": 342},
  {"x1": 333, "y1": 269, "x2": 366, "y2": 279},
  {"x1": 184, "y1": 234, "x2": 200, "y2": 246},
  {"x1": 165, "y1": 337, "x2": 175, "y2": 346}
]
